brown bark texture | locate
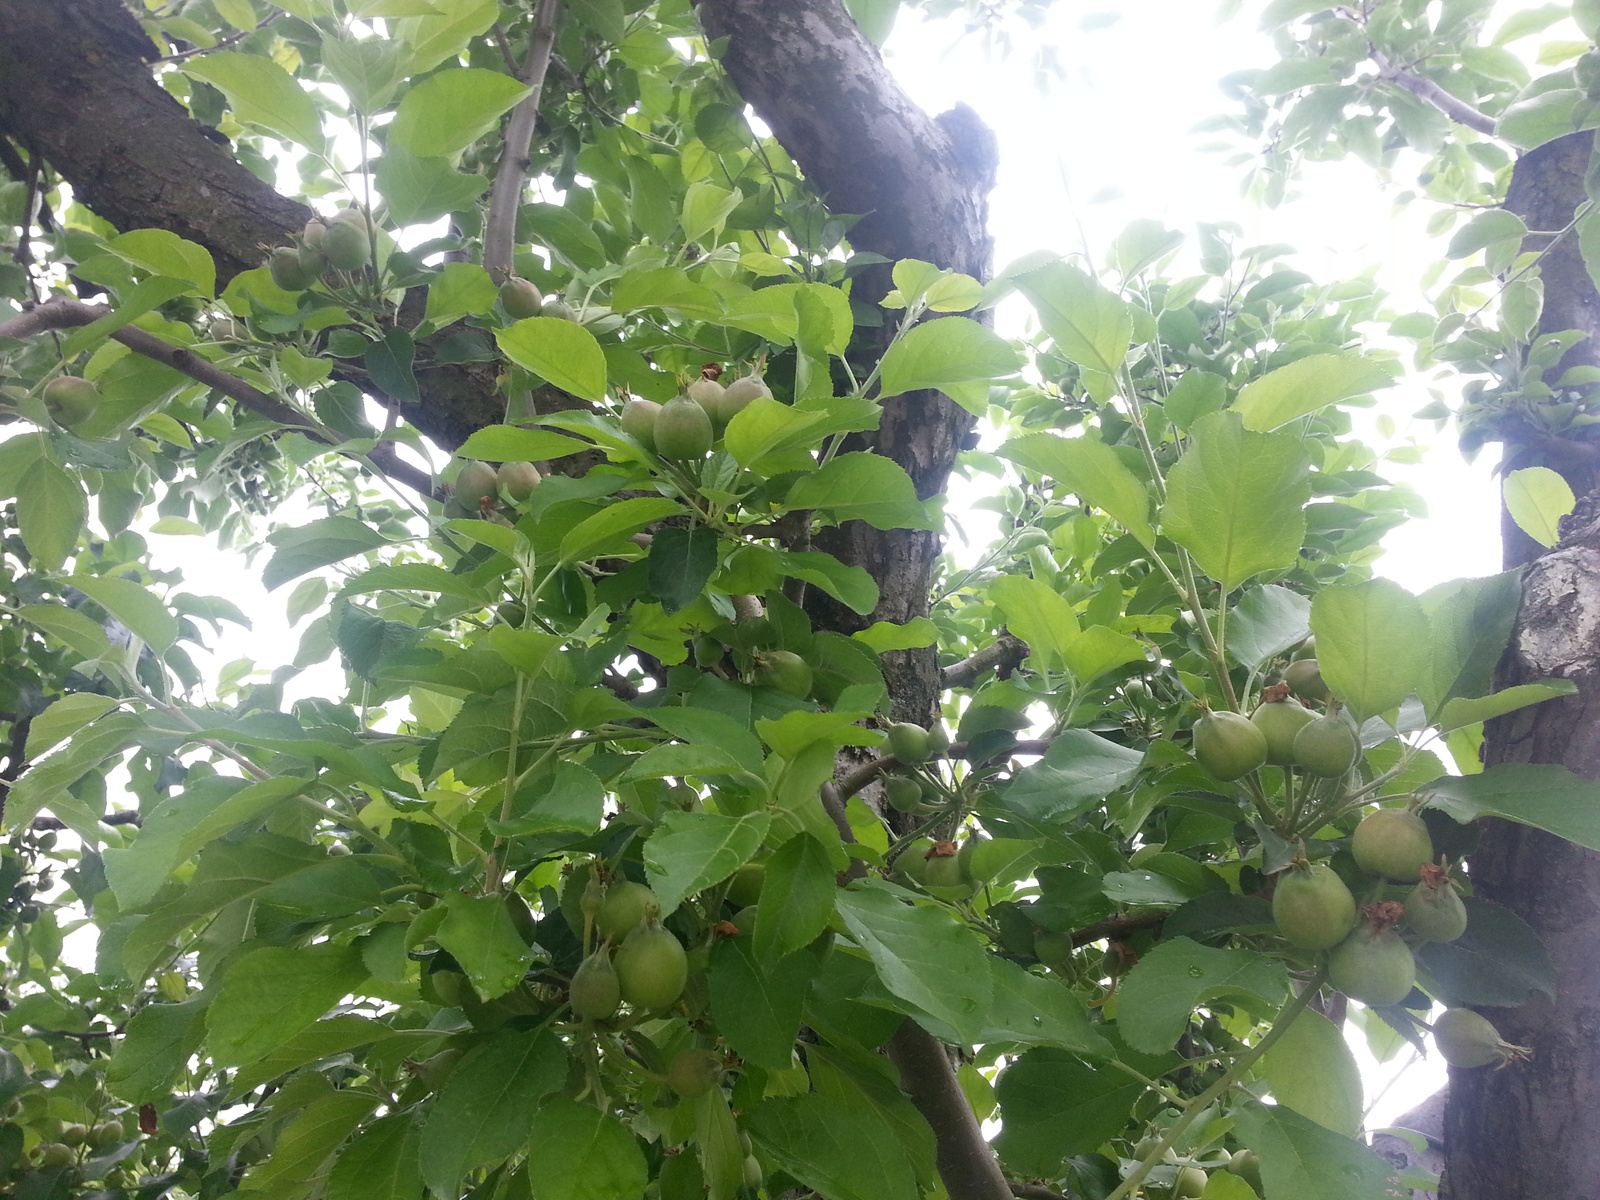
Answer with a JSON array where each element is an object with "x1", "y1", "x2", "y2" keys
[{"x1": 1443, "y1": 130, "x2": 1600, "y2": 1200}]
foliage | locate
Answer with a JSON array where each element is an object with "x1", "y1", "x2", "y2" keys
[{"x1": 0, "y1": 3, "x2": 1597, "y2": 1200}]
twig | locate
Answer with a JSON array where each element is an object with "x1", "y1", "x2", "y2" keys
[
  {"x1": 1369, "y1": 48, "x2": 1497, "y2": 135},
  {"x1": 835, "y1": 738, "x2": 1054, "y2": 800},
  {"x1": 941, "y1": 634, "x2": 1027, "y2": 688},
  {"x1": 483, "y1": 0, "x2": 563, "y2": 283}
]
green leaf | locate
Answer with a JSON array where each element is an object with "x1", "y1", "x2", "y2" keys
[
  {"x1": 394, "y1": 0, "x2": 499, "y2": 74},
  {"x1": 424, "y1": 261, "x2": 498, "y2": 328},
  {"x1": 648, "y1": 525, "x2": 719, "y2": 613},
  {"x1": 16, "y1": 603, "x2": 111, "y2": 658},
  {"x1": 242, "y1": 1090, "x2": 377, "y2": 1193},
  {"x1": 329, "y1": 1114, "x2": 423, "y2": 1200},
  {"x1": 993, "y1": 1049, "x2": 1144, "y2": 1177},
  {"x1": 1163, "y1": 370, "x2": 1228, "y2": 431},
  {"x1": 1114, "y1": 937, "x2": 1288, "y2": 1054},
  {"x1": 105, "y1": 998, "x2": 207, "y2": 1103},
  {"x1": 435, "y1": 891, "x2": 537, "y2": 1000},
  {"x1": 1003, "y1": 730, "x2": 1145, "y2": 821},
  {"x1": 1437, "y1": 680, "x2": 1577, "y2": 732},
  {"x1": 876, "y1": 316, "x2": 1019, "y2": 414},
  {"x1": 722, "y1": 394, "x2": 879, "y2": 471},
  {"x1": 754, "y1": 833, "x2": 837, "y2": 963},
  {"x1": 494, "y1": 761, "x2": 605, "y2": 836},
  {"x1": 989, "y1": 574, "x2": 1080, "y2": 669},
  {"x1": 519, "y1": 203, "x2": 608, "y2": 271},
  {"x1": 321, "y1": 36, "x2": 405, "y2": 114},
  {"x1": 17, "y1": 459, "x2": 84, "y2": 572},
  {"x1": 953, "y1": 956, "x2": 1110, "y2": 1053},
  {"x1": 1415, "y1": 896, "x2": 1556, "y2": 1007},
  {"x1": 681, "y1": 181, "x2": 742, "y2": 244},
  {"x1": 389, "y1": 68, "x2": 529, "y2": 159},
  {"x1": 775, "y1": 549, "x2": 880, "y2": 614},
  {"x1": 643, "y1": 810, "x2": 770, "y2": 913},
  {"x1": 708, "y1": 936, "x2": 817, "y2": 1069},
  {"x1": 526, "y1": 1097, "x2": 648, "y2": 1200},
  {"x1": 342, "y1": 562, "x2": 488, "y2": 602},
  {"x1": 560, "y1": 497, "x2": 681, "y2": 564},
  {"x1": 1230, "y1": 353, "x2": 1394, "y2": 432},
  {"x1": 1160, "y1": 411, "x2": 1311, "y2": 590},
  {"x1": 375, "y1": 146, "x2": 490, "y2": 225},
  {"x1": 366, "y1": 325, "x2": 419, "y2": 403},
  {"x1": 1227, "y1": 585, "x2": 1312, "y2": 670},
  {"x1": 1310, "y1": 579, "x2": 1431, "y2": 721},
  {"x1": 834, "y1": 884, "x2": 993, "y2": 1044},
  {"x1": 1417, "y1": 571, "x2": 1523, "y2": 716},
  {"x1": 231, "y1": 1016, "x2": 392, "y2": 1096},
  {"x1": 496, "y1": 317, "x2": 609, "y2": 402},
  {"x1": 1503, "y1": 465, "x2": 1574, "y2": 548},
  {"x1": 1497, "y1": 88, "x2": 1592, "y2": 150},
  {"x1": 185, "y1": 52, "x2": 324, "y2": 150},
  {"x1": 568, "y1": 0, "x2": 627, "y2": 40},
  {"x1": 26, "y1": 694, "x2": 119, "y2": 760},
  {"x1": 420, "y1": 1031, "x2": 566, "y2": 1192},
  {"x1": 1233, "y1": 1101, "x2": 1400, "y2": 1200},
  {"x1": 694, "y1": 1086, "x2": 745, "y2": 1200},
  {"x1": 784, "y1": 453, "x2": 934, "y2": 530},
  {"x1": 1012, "y1": 259, "x2": 1132, "y2": 375},
  {"x1": 108, "y1": 229, "x2": 216, "y2": 296},
  {"x1": 997, "y1": 432, "x2": 1154, "y2": 545},
  {"x1": 747, "y1": 1094, "x2": 919, "y2": 1200},
  {"x1": 851, "y1": 617, "x2": 938, "y2": 652},
  {"x1": 1421, "y1": 762, "x2": 1600, "y2": 852},
  {"x1": 4, "y1": 713, "x2": 140, "y2": 833},
  {"x1": 455, "y1": 424, "x2": 590, "y2": 463},
  {"x1": 62, "y1": 277, "x2": 194, "y2": 356},
  {"x1": 262, "y1": 516, "x2": 390, "y2": 591},
  {"x1": 1447, "y1": 209, "x2": 1529, "y2": 258},
  {"x1": 68, "y1": 573, "x2": 179, "y2": 652},
  {"x1": 206, "y1": 942, "x2": 368, "y2": 1066},
  {"x1": 1261, "y1": 1009, "x2": 1362, "y2": 1135}
]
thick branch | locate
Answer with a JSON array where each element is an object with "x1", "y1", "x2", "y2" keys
[
  {"x1": 885, "y1": 1020, "x2": 1015, "y2": 1200},
  {"x1": 483, "y1": 0, "x2": 563, "y2": 283},
  {"x1": 0, "y1": 296, "x2": 433, "y2": 495},
  {"x1": 942, "y1": 634, "x2": 1027, "y2": 689},
  {"x1": 1370, "y1": 50, "x2": 1497, "y2": 136}
]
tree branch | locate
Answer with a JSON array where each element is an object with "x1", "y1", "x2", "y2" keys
[
  {"x1": 483, "y1": 0, "x2": 563, "y2": 283},
  {"x1": 884, "y1": 1020, "x2": 1015, "y2": 1200},
  {"x1": 941, "y1": 634, "x2": 1027, "y2": 689},
  {"x1": 1370, "y1": 49, "x2": 1497, "y2": 136},
  {"x1": 0, "y1": 296, "x2": 434, "y2": 495}
]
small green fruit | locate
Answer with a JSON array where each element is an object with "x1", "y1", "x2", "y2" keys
[
  {"x1": 38, "y1": 1142, "x2": 77, "y2": 1168},
  {"x1": 664, "y1": 783, "x2": 701, "y2": 810},
  {"x1": 542, "y1": 297, "x2": 577, "y2": 321},
  {"x1": 1173, "y1": 1166, "x2": 1207, "y2": 1198},
  {"x1": 1227, "y1": 1150, "x2": 1263, "y2": 1194},
  {"x1": 89, "y1": 1119, "x2": 125, "y2": 1146},
  {"x1": 497, "y1": 460, "x2": 541, "y2": 500},
  {"x1": 1329, "y1": 921, "x2": 1416, "y2": 1007},
  {"x1": 268, "y1": 245, "x2": 318, "y2": 291},
  {"x1": 1352, "y1": 809, "x2": 1434, "y2": 881},
  {"x1": 302, "y1": 217, "x2": 327, "y2": 248},
  {"x1": 1293, "y1": 713, "x2": 1359, "y2": 778},
  {"x1": 665, "y1": 1048, "x2": 722, "y2": 1097},
  {"x1": 719, "y1": 371, "x2": 771, "y2": 423},
  {"x1": 687, "y1": 376, "x2": 726, "y2": 425},
  {"x1": 1290, "y1": 637, "x2": 1316, "y2": 661},
  {"x1": 620, "y1": 398, "x2": 663, "y2": 451},
  {"x1": 754, "y1": 649, "x2": 812, "y2": 698},
  {"x1": 888, "y1": 722, "x2": 931, "y2": 764},
  {"x1": 1033, "y1": 928, "x2": 1072, "y2": 966},
  {"x1": 895, "y1": 838, "x2": 935, "y2": 885},
  {"x1": 1405, "y1": 868, "x2": 1468, "y2": 942},
  {"x1": 1431, "y1": 1007, "x2": 1530, "y2": 1069},
  {"x1": 1284, "y1": 657, "x2": 1330, "y2": 702},
  {"x1": 560, "y1": 860, "x2": 596, "y2": 937},
  {"x1": 596, "y1": 881, "x2": 662, "y2": 943},
  {"x1": 455, "y1": 460, "x2": 499, "y2": 506},
  {"x1": 43, "y1": 375, "x2": 100, "y2": 427},
  {"x1": 614, "y1": 922, "x2": 689, "y2": 1010},
  {"x1": 882, "y1": 775, "x2": 924, "y2": 813},
  {"x1": 499, "y1": 277, "x2": 544, "y2": 319},
  {"x1": 59, "y1": 1123, "x2": 88, "y2": 1146},
  {"x1": 654, "y1": 395, "x2": 714, "y2": 459},
  {"x1": 926, "y1": 723, "x2": 951, "y2": 755},
  {"x1": 726, "y1": 862, "x2": 766, "y2": 908},
  {"x1": 570, "y1": 948, "x2": 621, "y2": 1020},
  {"x1": 743, "y1": 1154, "x2": 764, "y2": 1188},
  {"x1": 922, "y1": 852, "x2": 968, "y2": 891},
  {"x1": 1272, "y1": 862, "x2": 1357, "y2": 950},
  {"x1": 321, "y1": 212, "x2": 370, "y2": 270},
  {"x1": 1251, "y1": 697, "x2": 1317, "y2": 765},
  {"x1": 1192, "y1": 709, "x2": 1268, "y2": 780}
]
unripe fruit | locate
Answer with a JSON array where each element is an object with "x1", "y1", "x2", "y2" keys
[
  {"x1": 302, "y1": 217, "x2": 327, "y2": 248},
  {"x1": 620, "y1": 398, "x2": 663, "y2": 451},
  {"x1": 1352, "y1": 809, "x2": 1433, "y2": 881},
  {"x1": 321, "y1": 213, "x2": 370, "y2": 271},
  {"x1": 1272, "y1": 863, "x2": 1357, "y2": 950},
  {"x1": 883, "y1": 775, "x2": 924, "y2": 813},
  {"x1": 654, "y1": 395, "x2": 714, "y2": 459},
  {"x1": 887, "y1": 722, "x2": 931, "y2": 764},
  {"x1": 596, "y1": 881, "x2": 662, "y2": 943},
  {"x1": 665, "y1": 1048, "x2": 722, "y2": 1097},
  {"x1": 497, "y1": 460, "x2": 541, "y2": 500},
  {"x1": 59, "y1": 1123, "x2": 88, "y2": 1146},
  {"x1": 1293, "y1": 714, "x2": 1359, "y2": 778},
  {"x1": 1173, "y1": 1166, "x2": 1207, "y2": 1198},
  {"x1": 726, "y1": 862, "x2": 766, "y2": 907},
  {"x1": 687, "y1": 376, "x2": 726, "y2": 425},
  {"x1": 1227, "y1": 1150, "x2": 1263, "y2": 1194},
  {"x1": 570, "y1": 948, "x2": 621, "y2": 1020},
  {"x1": 560, "y1": 860, "x2": 596, "y2": 937},
  {"x1": 1251, "y1": 697, "x2": 1317, "y2": 765},
  {"x1": 1192, "y1": 709, "x2": 1268, "y2": 780},
  {"x1": 90, "y1": 1119, "x2": 125, "y2": 1146},
  {"x1": 298, "y1": 241, "x2": 330, "y2": 276},
  {"x1": 896, "y1": 838, "x2": 935, "y2": 885},
  {"x1": 719, "y1": 371, "x2": 772, "y2": 423},
  {"x1": 455, "y1": 460, "x2": 499, "y2": 506},
  {"x1": 542, "y1": 298, "x2": 577, "y2": 321},
  {"x1": 956, "y1": 834, "x2": 992, "y2": 882},
  {"x1": 1033, "y1": 928, "x2": 1072, "y2": 966},
  {"x1": 1284, "y1": 657, "x2": 1330, "y2": 702},
  {"x1": 1329, "y1": 921, "x2": 1416, "y2": 1007},
  {"x1": 1405, "y1": 867, "x2": 1468, "y2": 943},
  {"x1": 743, "y1": 1155, "x2": 763, "y2": 1189},
  {"x1": 43, "y1": 375, "x2": 100, "y2": 427},
  {"x1": 38, "y1": 1143, "x2": 76, "y2": 1168},
  {"x1": 1431, "y1": 1007, "x2": 1531, "y2": 1069},
  {"x1": 269, "y1": 246, "x2": 318, "y2": 291},
  {"x1": 754, "y1": 650, "x2": 812, "y2": 698},
  {"x1": 923, "y1": 852, "x2": 976, "y2": 895},
  {"x1": 411, "y1": 1047, "x2": 463, "y2": 1089},
  {"x1": 926, "y1": 723, "x2": 951, "y2": 756},
  {"x1": 614, "y1": 922, "x2": 689, "y2": 1010},
  {"x1": 499, "y1": 277, "x2": 544, "y2": 319},
  {"x1": 1291, "y1": 637, "x2": 1316, "y2": 661},
  {"x1": 664, "y1": 783, "x2": 700, "y2": 810}
]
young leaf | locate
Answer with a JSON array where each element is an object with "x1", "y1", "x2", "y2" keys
[
  {"x1": 997, "y1": 432, "x2": 1154, "y2": 545},
  {"x1": 497, "y1": 317, "x2": 609, "y2": 402},
  {"x1": 388, "y1": 68, "x2": 529, "y2": 158},
  {"x1": 206, "y1": 942, "x2": 368, "y2": 1066},
  {"x1": 1230, "y1": 353, "x2": 1394, "y2": 432},
  {"x1": 435, "y1": 891, "x2": 537, "y2": 1000},
  {"x1": 1503, "y1": 465, "x2": 1574, "y2": 548},
  {"x1": 876, "y1": 316, "x2": 1019, "y2": 412},
  {"x1": 1261, "y1": 1009, "x2": 1363, "y2": 1135},
  {"x1": 753, "y1": 833, "x2": 837, "y2": 963},
  {"x1": 526, "y1": 1097, "x2": 649, "y2": 1200},
  {"x1": 1114, "y1": 937, "x2": 1288, "y2": 1054},
  {"x1": 185, "y1": 52, "x2": 325, "y2": 150},
  {"x1": 1012, "y1": 259, "x2": 1132, "y2": 375},
  {"x1": 1310, "y1": 579, "x2": 1430, "y2": 721},
  {"x1": 643, "y1": 811, "x2": 771, "y2": 913}
]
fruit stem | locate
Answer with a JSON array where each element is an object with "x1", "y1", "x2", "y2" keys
[{"x1": 1101, "y1": 967, "x2": 1329, "y2": 1200}]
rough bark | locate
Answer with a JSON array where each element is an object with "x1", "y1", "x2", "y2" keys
[
  {"x1": 696, "y1": 0, "x2": 996, "y2": 727},
  {"x1": 1442, "y1": 130, "x2": 1600, "y2": 1200},
  {"x1": 886, "y1": 1020, "x2": 1015, "y2": 1200}
]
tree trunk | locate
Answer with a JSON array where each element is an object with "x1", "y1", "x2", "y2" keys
[{"x1": 1442, "y1": 129, "x2": 1600, "y2": 1200}]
